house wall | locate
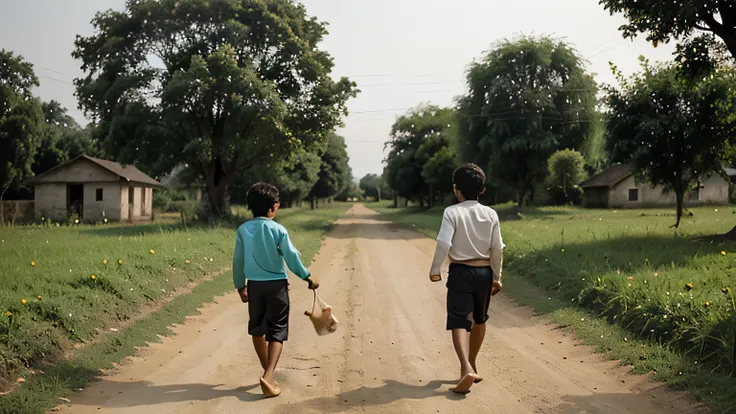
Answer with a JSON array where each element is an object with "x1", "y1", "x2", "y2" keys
[
  {"x1": 120, "y1": 186, "x2": 129, "y2": 221},
  {"x1": 143, "y1": 187, "x2": 153, "y2": 217},
  {"x1": 33, "y1": 183, "x2": 67, "y2": 221},
  {"x1": 582, "y1": 188, "x2": 608, "y2": 208},
  {"x1": 132, "y1": 186, "x2": 142, "y2": 219},
  {"x1": 83, "y1": 183, "x2": 122, "y2": 222},
  {"x1": 119, "y1": 185, "x2": 153, "y2": 221},
  {"x1": 38, "y1": 159, "x2": 119, "y2": 183},
  {"x1": 697, "y1": 175, "x2": 730, "y2": 204},
  {"x1": 608, "y1": 175, "x2": 730, "y2": 208}
]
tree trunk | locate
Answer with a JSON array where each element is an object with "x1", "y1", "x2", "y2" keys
[
  {"x1": 394, "y1": 194, "x2": 398, "y2": 208},
  {"x1": 429, "y1": 185, "x2": 434, "y2": 209},
  {"x1": 205, "y1": 179, "x2": 228, "y2": 217},
  {"x1": 529, "y1": 185, "x2": 535, "y2": 205},
  {"x1": 674, "y1": 190, "x2": 684, "y2": 229},
  {"x1": 310, "y1": 197, "x2": 316, "y2": 210},
  {"x1": 517, "y1": 187, "x2": 528, "y2": 207},
  {"x1": 202, "y1": 157, "x2": 233, "y2": 217}
]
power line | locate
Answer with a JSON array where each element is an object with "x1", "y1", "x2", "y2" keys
[
  {"x1": 38, "y1": 75, "x2": 74, "y2": 86},
  {"x1": 349, "y1": 107, "x2": 411, "y2": 114},
  {"x1": 357, "y1": 80, "x2": 464, "y2": 87},
  {"x1": 42, "y1": 67, "x2": 73, "y2": 78}
]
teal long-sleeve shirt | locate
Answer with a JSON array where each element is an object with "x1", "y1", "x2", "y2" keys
[{"x1": 232, "y1": 217, "x2": 311, "y2": 289}]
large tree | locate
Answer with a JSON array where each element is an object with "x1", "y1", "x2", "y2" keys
[
  {"x1": 73, "y1": 0, "x2": 357, "y2": 215},
  {"x1": 456, "y1": 36, "x2": 597, "y2": 206},
  {"x1": 34, "y1": 101, "x2": 103, "y2": 175},
  {"x1": 606, "y1": 58, "x2": 736, "y2": 228},
  {"x1": 335, "y1": 175, "x2": 361, "y2": 202},
  {"x1": 0, "y1": 50, "x2": 43, "y2": 205},
  {"x1": 359, "y1": 173, "x2": 383, "y2": 201},
  {"x1": 419, "y1": 136, "x2": 457, "y2": 204},
  {"x1": 600, "y1": 0, "x2": 736, "y2": 59},
  {"x1": 547, "y1": 148, "x2": 585, "y2": 204},
  {"x1": 273, "y1": 147, "x2": 321, "y2": 208},
  {"x1": 384, "y1": 105, "x2": 457, "y2": 207},
  {"x1": 309, "y1": 132, "x2": 351, "y2": 202}
]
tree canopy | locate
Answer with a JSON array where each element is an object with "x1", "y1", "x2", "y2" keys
[
  {"x1": 310, "y1": 133, "x2": 351, "y2": 200},
  {"x1": 600, "y1": 0, "x2": 736, "y2": 58},
  {"x1": 383, "y1": 105, "x2": 457, "y2": 207},
  {"x1": 335, "y1": 176, "x2": 361, "y2": 202},
  {"x1": 272, "y1": 147, "x2": 321, "y2": 208},
  {"x1": 34, "y1": 101, "x2": 103, "y2": 176},
  {"x1": 73, "y1": 0, "x2": 357, "y2": 214},
  {"x1": 605, "y1": 58, "x2": 736, "y2": 227},
  {"x1": 359, "y1": 173, "x2": 383, "y2": 201},
  {"x1": 456, "y1": 35, "x2": 598, "y2": 206},
  {"x1": 547, "y1": 148, "x2": 585, "y2": 204},
  {"x1": 0, "y1": 50, "x2": 43, "y2": 198}
]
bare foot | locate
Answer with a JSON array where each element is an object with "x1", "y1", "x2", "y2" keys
[
  {"x1": 451, "y1": 374, "x2": 480, "y2": 394},
  {"x1": 260, "y1": 377, "x2": 282, "y2": 398},
  {"x1": 470, "y1": 362, "x2": 482, "y2": 383}
]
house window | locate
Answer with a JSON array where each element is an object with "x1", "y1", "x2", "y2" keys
[
  {"x1": 628, "y1": 188, "x2": 639, "y2": 202},
  {"x1": 96, "y1": 188, "x2": 104, "y2": 201}
]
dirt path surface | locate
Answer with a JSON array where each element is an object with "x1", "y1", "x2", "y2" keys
[{"x1": 57, "y1": 204, "x2": 707, "y2": 414}]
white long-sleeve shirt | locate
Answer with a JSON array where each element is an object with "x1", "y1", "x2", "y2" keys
[{"x1": 429, "y1": 201, "x2": 505, "y2": 281}]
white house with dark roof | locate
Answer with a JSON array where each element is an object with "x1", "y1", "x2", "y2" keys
[
  {"x1": 23, "y1": 155, "x2": 164, "y2": 222},
  {"x1": 581, "y1": 164, "x2": 732, "y2": 209}
]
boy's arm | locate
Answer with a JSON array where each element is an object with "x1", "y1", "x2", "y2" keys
[
  {"x1": 278, "y1": 228, "x2": 311, "y2": 280},
  {"x1": 233, "y1": 231, "x2": 247, "y2": 290},
  {"x1": 429, "y1": 210, "x2": 454, "y2": 277},
  {"x1": 490, "y1": 218, "x2": 505, "y2": 283}
]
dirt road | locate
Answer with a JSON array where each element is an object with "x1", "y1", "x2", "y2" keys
[{"x1": 58, "y1": 204, "x2": 706, "y2": 414}]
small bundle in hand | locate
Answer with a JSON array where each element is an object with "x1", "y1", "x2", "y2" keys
[{"x1": 305, "y1": 290, "x2": 338, "y2": 336}]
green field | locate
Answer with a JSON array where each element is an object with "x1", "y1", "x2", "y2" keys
[
  {"x1": 0, "y1": 204, "x2": 349, "y2": 413},
  {"x1": 372, "y1": 201, "x2": 736, "y2": 412}
]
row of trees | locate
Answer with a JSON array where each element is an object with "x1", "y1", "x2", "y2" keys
[
  {"x1": 2, "y1": 0, "x2": 359, "y2": 215},
  {"x1": 0, "y1": 50, "x2": 103, "y2": 203},
  {"x1": 380, "y1": 2, "x2": 736, "y2": 229},
  {"x1": 379, "y1": 36, "x2": 603, "y2": 209}
]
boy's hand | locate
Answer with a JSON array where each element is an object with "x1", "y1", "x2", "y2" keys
[
  {"x1": 491, "y1": 280, "x2": 503, "y2": 296},
  {"x1": 306, "y1": 277, "x2": 319, "y2": 290},
  {"x1": 429, "y1": 274, "x2": 442, "y2": 282},
  {"x1": 237, "y1": 287, "x2": 248, "y2": 303}
]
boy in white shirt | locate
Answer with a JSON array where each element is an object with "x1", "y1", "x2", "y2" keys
[{"x1": 429, "y1": 164, "x2": 505, "y2": 394}]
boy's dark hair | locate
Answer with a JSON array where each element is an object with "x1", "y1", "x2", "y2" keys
[
  {"x1": 452, "y1": 164, "x2": 486, "y2": 200},
  {"x1": 247, "y1": 182, "x2": 280, "y2": 217}
]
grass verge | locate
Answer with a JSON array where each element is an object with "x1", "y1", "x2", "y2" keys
[
  {"x1": 0, "y1": 203, "x2": 349, "y2": 414},
  {"x1": 371, "y1": 201, "x2": 736, "y2": 413}
]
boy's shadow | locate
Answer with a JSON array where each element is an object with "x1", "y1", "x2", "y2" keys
[
  {"x1": 271, "y1": 379, "x2": 464, "y2": 413},
  {"x1": 74, "y1": 381, "x2": 263, "y2": 408}
]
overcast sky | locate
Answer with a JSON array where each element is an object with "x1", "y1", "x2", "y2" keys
[{"x1": 0, "y1": 0, "x2": 675, "y2": 179}]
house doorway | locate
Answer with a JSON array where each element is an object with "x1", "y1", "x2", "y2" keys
[{"x1": 68, "y1": 184, "x2": 84, "y2": 219}]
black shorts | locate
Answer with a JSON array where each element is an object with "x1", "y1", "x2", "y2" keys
[
  {"x1": 446, "y1": 264, "x2": 493, "y2": 332},
  {"x1": 247, "y1": 280, "x2": 290, "y2": 343}
]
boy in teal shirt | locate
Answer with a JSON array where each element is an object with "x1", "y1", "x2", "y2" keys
[{"x1": 233, "y1": 182, "x2": 318, "y2": 398}]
